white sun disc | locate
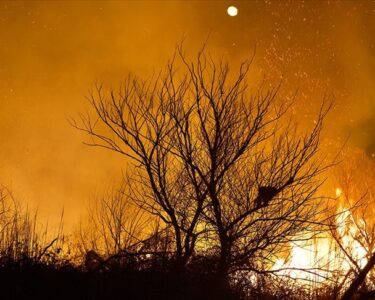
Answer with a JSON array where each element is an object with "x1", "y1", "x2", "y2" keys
[{"x1": 227, "y1": 6, "x2": 238, "y2": 17}]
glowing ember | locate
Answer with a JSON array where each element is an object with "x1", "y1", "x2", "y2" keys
[{"x1": 336, "y1": 188, "x2": 342, "y2": 198}]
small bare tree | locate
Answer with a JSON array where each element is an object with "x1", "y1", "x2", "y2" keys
[
  {"x1": 72, "y1": 44, "x2": 331, "y2": 279},
  {"x1": 78, "y1": 184, "x2": 148, "y2": 256}
]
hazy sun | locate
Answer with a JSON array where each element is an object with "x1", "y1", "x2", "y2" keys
[{"x1": 227, "y1": 6, "x2": 238, "y2": 17}]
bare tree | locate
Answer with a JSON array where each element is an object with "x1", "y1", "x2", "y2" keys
[{"x1": 72, "y1": 45, "x2": 331, "y2": 279}]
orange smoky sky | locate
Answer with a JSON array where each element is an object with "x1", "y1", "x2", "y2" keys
[{"x1": 0, "y1": 1, "x2": 374, "y2": 230}]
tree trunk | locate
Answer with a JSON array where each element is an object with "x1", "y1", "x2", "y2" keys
[{"x1": 216, "y1": 237, "x2": 231, "y2": 292}]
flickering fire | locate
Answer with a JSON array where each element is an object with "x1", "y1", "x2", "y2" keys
[{"x1": 273, "y1": 188, "x2": 369, "y2": 282}]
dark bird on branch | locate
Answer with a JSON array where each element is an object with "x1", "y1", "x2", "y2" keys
[
  {"x1": 255, "y1": 177, "x2": 294, "y2": 207},
  {"x1": 256, "y1": 186, "x2": 279, "y2": 207}
]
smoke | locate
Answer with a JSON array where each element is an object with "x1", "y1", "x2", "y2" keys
[{"x1": 0, "y1": 1, "x2": 374, "y2": 229}]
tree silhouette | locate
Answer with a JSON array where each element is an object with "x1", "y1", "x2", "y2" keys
[{"x1": 72, "y1": 45, "x2": 332, "y2": 283}]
